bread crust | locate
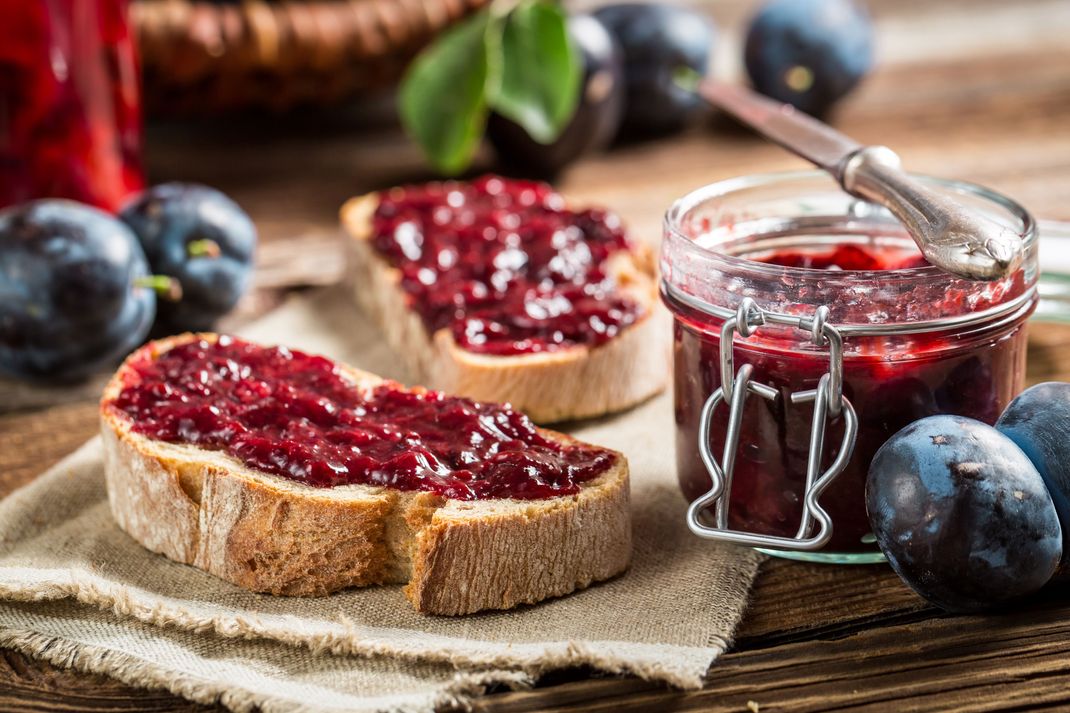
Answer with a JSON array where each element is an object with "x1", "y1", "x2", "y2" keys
[
  {"x1": 341, "y1": 193, "x2": 669, "y2": 423},
  {"x1": 100, "y1": 334, "x2": 632, "y2": 615}
]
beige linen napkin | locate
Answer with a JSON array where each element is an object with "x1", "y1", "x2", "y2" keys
[{"x1": 0, "y1": 288, "x2": 763, "y2": 712}]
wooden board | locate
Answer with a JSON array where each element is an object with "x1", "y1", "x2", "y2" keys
[{"x1": 2, "y1": 0, "x2": 1070, "y2": 710}]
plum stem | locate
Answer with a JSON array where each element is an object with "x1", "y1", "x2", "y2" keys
[
  {"x1": 135, "y1": 275, "x2": 183, "y2": 301},
  {"x1": 187, "y1": 239, "x2": 222, "y2": 258},
  {"x1": 672, "y1": 66, "x2": 703, "y2": 93}
]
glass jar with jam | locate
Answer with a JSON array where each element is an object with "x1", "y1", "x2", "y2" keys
[
  {"x1": 0, "y1": 0, "x2": 145, "y2": 212},
  {"x1": 661, "y1": 171, "x2": 1038, "y2": 563}
]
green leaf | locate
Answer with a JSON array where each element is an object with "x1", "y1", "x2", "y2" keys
[
  {"x1": 399, "y1": 11, "x2": 495, "y2": 175},
  {"x1": 490, "y1": 0, "x2": 581, "y2": 144}
]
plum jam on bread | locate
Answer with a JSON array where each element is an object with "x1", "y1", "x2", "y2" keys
[
  {"x1": 342, "y1": 175, "x2": 668, "y2": 423},
  {"x1": 109, "y1": 335, "x2": 616, "y2": 499},
  {"x1": 101, "y1": 334, "x2": 631, "y2": 614}
]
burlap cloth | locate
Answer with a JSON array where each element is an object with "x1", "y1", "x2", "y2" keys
[{"x1": 0, "y1": 287, "x2": 764, "y2": 712}]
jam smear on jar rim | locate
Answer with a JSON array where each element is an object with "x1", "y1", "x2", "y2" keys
[
  {"x1": 369, "y1": 175, "x2": 644, "y2": 356},
  {"x1": 671, "y1": 241, "x2": 1032, "y2": 552},
  {"x1": 108, "y1": 336, "x2": 617, "y2": 500}
]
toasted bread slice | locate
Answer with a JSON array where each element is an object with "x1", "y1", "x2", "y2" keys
[
  {"x1": 100, "y1": 334, "x2": 631, "y2": 615},
  {"x1": 340, "y1": 190, "x2": 668, "y2": 424}
]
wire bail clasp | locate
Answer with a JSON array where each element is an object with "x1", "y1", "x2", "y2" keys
[{"x1": 686, "y1": 299, "x2": 859, "y2": 552}]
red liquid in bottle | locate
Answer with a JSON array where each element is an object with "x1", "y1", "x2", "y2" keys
[{"x1": 0, "y1": 0, "x2": 144, "y2": 212}]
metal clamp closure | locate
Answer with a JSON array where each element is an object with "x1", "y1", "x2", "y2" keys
[{"x1": 686, "y1": 300, "x2": 859, "y2": 552}]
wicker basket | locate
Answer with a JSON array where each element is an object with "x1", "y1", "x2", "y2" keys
[{"x1": 133, "y1": 0, "x2": 490, "y2": 114}]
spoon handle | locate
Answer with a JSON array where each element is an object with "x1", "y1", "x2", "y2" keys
[
  {"x1": 841, "y1": 146, "x2": 1024, "y2": 280},
  {"x1": 695, "y1": 80, "x2": 1025, "y2": 281}
]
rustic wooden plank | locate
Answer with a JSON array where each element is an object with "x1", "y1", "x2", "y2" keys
[
  {"x1": 735, "y1": 559, "x2": 928, "y2": 645},
  {"x1": 0, "y1": 402, "x2": 100, "y2": 497},
  {"x1": 0, "y1": 376, "x2": 110, "y2": 416},
  {"x1": 253, "y1": 233, "x2": 345, "y2": 289},
  {"x1": 479, "y1": 587, "x2": 1070, "y2": 712},
  {"x1": 0, "y1": 649, "x2": 217, "y2": 712}
]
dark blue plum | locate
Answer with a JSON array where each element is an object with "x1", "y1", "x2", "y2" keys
[
  {"x1": 935, "y1": 356, "x2": 999, "y2": 425},
  {"x1": 121, "y1": 183, "x2": 256, "y2": 331},
  {"x1": 997, "y1": 382, "x2": 1070, "y2": 571},
  {"x1": 861, "y1": 377, "x2": 937, "y2": 431},
  {"x1": 0, "y1": 200, "x2": 155, "y2": 381},
  {"x1": 867, "y1": 415, "x2": 1061, "y2": 613},
  {"x1": 744, "y1": 0, "x2": 873, "y2": 117},
  {"x1": 593, "y1": 3, "x2": 715, "y2": 135},
  {"x1": 488, "y1": 14, "x2": 625, "y2": 177}
]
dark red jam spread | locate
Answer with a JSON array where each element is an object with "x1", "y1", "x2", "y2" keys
[
  {"x1": 668, "y1": 243, "x2": 1031, "y2": 552},
  {"x1": 370, "y1": 175, "x2": 643, "y2": 355},
  {"x1": 108, "y1": 337, "x2": 616, "y2": 500},
  {"x1": 756, "y1": 243, "x2": 929, "y2": 271}
]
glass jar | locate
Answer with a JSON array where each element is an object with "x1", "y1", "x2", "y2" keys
[
  {"x1": 0, "y1": 0, "x2": 145, "y2": 212},
  {"x1": 661, "y1": 171, "x2": 1038, "y2": 563}
]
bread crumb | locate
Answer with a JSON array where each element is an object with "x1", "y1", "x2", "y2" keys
[{"x1": 747, "y1": 701, "x2": 760, "y2": 713}]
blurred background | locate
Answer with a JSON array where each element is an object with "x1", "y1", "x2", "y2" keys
[{"x1": 135, "y1": 0, "x2": 1070, "y2": 285}]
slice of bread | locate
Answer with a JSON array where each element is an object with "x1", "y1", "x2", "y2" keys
[
  {"x1": 100, "y1": 334, "x2": 632, "y2": 615},
  {"x1": 340, "y1": 189, "x2": 668, "y2": 424}
]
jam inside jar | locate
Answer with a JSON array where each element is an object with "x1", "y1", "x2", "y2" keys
[{"x1": 661, "y1": 172, "x2": 1039, "y2": 562}]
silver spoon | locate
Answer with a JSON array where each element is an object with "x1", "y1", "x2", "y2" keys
[{"x1": 696, "y1": 81, "x2": 1024, "y2": 281}]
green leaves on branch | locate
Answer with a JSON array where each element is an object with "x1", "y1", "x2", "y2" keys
[
  {"x1": 399, "y1": 12, "x2": 493, "y2": 176},
  {"x1": 495, "y1": 1, "x2": 580, "y2": 144},
  {"x1": 399, "y1": 0, "x2": 581, "y2": 175}
]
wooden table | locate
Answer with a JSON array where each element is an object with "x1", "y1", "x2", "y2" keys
[{"x1": 3, "y1": 0, "x2": 1070, "y2": 709}]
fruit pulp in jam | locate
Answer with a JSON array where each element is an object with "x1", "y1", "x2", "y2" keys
[
  {"x1": 671, "y1": 243, "x2": 1030, "y2": 552},
  {"x1": 370, "y1": 175, "x2": 643, "y2": 356},
  {"x1": 756, "y1": 243, "x2": 930, "y2": 271},
  {"x1": 108, "y1": 337, "x2": 616, "y2": 500},
  {"x1": 0, "y1": 0, "x2": 144, "y2": 212}
]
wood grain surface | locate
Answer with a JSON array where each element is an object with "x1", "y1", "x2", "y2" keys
[{"x1": 2, "y1": 0, "x2": 1070, "y2": 710}]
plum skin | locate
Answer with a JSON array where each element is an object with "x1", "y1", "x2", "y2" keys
[
  {"x1": 935, "y1": 356, "x2": 1000, "y2": 425},
  {"x1": 488, "y1": 14, "x2": 625, "y2": 177},
  {"x1": 866, "y1": 415, "x2": 1062, "y2": 613},
  {"x1": 997, "y1": 382, "x2": 1070, "y2": 570},
  {"x1": 0, "y1": 200, "x2": 156, "y2": 381},
  {"x1": 593, "y1": 3, "x2": 715, "y2": 135},
  {"x1": 744, "y1": 0, "x2": 873, "y2": 116},
  {"x1": 121, "y1": 183, "x2": 256, "y2": 331}
]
